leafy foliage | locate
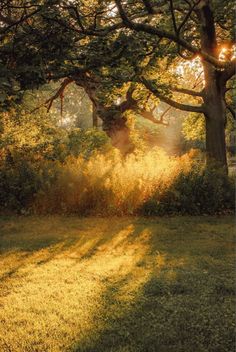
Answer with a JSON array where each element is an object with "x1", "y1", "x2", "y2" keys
[
  {"x1": 182, "y1": 113, "x2": 205, "y2": 142},
  {"x1": 0, "y1": 109, "x2": 110, "y2": 211},
  {"x1": 141, "y1": 163, "x2": 235, "y2": 215}
]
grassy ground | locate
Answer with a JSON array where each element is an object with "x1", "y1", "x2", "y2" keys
[{"x1": 0, "y1": 216, "x2": 235, "y2": 352}]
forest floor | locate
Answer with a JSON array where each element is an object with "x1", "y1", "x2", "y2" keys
[{"x1": 0, "y1": 215, "x2": 235, "y2": 352}]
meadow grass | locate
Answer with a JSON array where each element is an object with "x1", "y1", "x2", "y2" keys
[
  {"x1": 0, "y1": 215, "x2": 235, "y2": 352},
  {"x1": 34, "y1": 148, "x2": 193, "y2": 215}
]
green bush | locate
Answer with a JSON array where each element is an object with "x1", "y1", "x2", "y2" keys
[
  {"x1": 0, "y1": 160, "x2": 41, "y2": 211},
  {"x1": 0, "y1": 109, "x2": 110, "y2": 211},
  {"x1": 140, "y1": 165, "x2": 235, "y2": 215},
  {"x1": 67, "y1": 128, "x2": 110, "y2": 158}
]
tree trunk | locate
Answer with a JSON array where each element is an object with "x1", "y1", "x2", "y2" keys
[
  {"x1": 92, "y1": 103, "x2": 98, "y2": 128},
  {"x1": 76, "y1": 77, "x2": 134, "y2": 155},
  {"x1": 203, "y1": 66, "x2": 228, "y2": 170},
  {"x1": 102, "y1": 112, "x2": 135, "y2": 155},
  {"x1": 205, "y1": 110, "x2": 227, "y2": 169},
  {"x1": 197, "y1": 0, "x2": 228, "y2": 171}
]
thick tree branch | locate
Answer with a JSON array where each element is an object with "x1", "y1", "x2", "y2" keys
[
  {"x1": 195, "y1": 0, "x2": 217, "y2": 57},
  {"x1": 172, "y1": 87, "x2": 204, "y2": 97},
  {"x1": 114, "y1": 0, "x2": 226, "y2": 69},
  {"x1": 141, "y1": 77, "x2": 205, "y2": 113},
  {"x1": 113, "y1": 84, "x2": 169, "y2": 126}
]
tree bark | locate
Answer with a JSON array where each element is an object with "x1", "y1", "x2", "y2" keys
[
  {"x1": 197, "y1": 0, "x2": 228, "y2": 171},
  {"x1": 204, "y1": 105, "x2": 227, "y2": 169},
  {"x1": 76, "y1": 77, "x2": 135, "y2": 155},
  {"x1": 202, "y1": 67, "x2": 228, "y2": 170},
  {"x1": 202, "y1": 57, "x2": 228, "y2": 169},
  {"x1": 102, "y1": 112, "x2": 135, "y2": 155},
  {"x1": 92, "y1": 102, "x2": 98, "y2": 127}
]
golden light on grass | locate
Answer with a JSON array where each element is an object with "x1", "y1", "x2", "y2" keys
[
  {"x1": 0, "y1": 216, "x2": 235, "y2": 351},
  {"x1": 0, "y1": 220, "x2": 153, "y2": 351}
]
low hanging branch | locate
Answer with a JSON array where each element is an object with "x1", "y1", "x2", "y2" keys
[
  {"x1": 30, "y1": 77, "x2": 74, "y2": 115},
  {"x1": 140, "y1": 77, "x2": 205, "y2": 113},
  {"x1": 45, "y1": 77, "x2": 74, "y2": 114},
  {"x1": 138, "y1": 107, "x2": 169, "y2": 126}
]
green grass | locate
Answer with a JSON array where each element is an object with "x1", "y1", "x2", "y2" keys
[{"x1": 0, "y1": 216, "x2": 235, "y2": 352}]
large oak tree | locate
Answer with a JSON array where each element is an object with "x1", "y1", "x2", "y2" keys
[
  {"x1": 111, "y1": 0, "x2": 235, "y2": 170},
  {"x1": 0, "y1": 0, "x2": 235, "y2": 168}
]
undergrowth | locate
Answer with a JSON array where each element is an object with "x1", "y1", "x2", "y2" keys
[{"x1": 1, "y1": 147, "x2": 234, "y2": 216}]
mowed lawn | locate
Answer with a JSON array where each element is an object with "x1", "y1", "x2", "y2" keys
[{"x1": 0, "y1": 216, "x2": 235, "y2": 352}]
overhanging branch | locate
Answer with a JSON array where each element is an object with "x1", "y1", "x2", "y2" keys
[
  {"x1": 172, "y1": 87, "x2": 204, "y2": 97},
  {"x1": 138, "y1": 107, "x2": 169, "y2": 125},
  {"x1": 114, "y1": 0, "x2": 227, "y2": 69},
  {"x1": 141, "y1": 77, "x2": 205, "y2": 113}
]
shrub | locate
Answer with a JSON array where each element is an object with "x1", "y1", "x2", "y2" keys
[
  {"x1": 0, "y1": 112, "x2": 233, "y2": 217},
  {"x1": 67, "y1": 128, "x2": 111, "y2": 158},
  {"x1": 0, "y1": 109, "x2": 111, "y2": 211},
  {"x1": 140, "y1": 163, "x2": 235, "y2": 215},
  {"x1": 0, "y1": 160, "x2": 42, "y2": 211}
]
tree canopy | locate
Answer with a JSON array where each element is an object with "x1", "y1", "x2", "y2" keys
[{"x1": 0, "y1": 0, "x2": 235, "y2": 166}]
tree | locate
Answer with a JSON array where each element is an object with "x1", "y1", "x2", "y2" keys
[
  {"x1": 50, "y1": 0, "x2": 234, "y2": 168},
  {"x1": 111, "y1": 0, "x2": 235, "y2": 169},
  {"x1": 0, "y1": 0, "x2": 235, "y2": 167},
  {"x1": 0, "y1": 1, "x2": 182, "y2": 152}
]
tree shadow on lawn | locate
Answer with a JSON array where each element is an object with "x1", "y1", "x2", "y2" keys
[
  {"x1": 0, "y1": 216, "x2": 234, "y2": 352},
  {"x1": 0, "y1": 217, "x2": 155, "y2": 351},
  {"x1": 74, "y1": 270, "x2": 235, "y2": 352},
  {"x1": 71, "y1": 218, "x2": 235, "y2": 352},
  {"x1": 0, "y1": 217, "x2": 149, "y2": 284}
]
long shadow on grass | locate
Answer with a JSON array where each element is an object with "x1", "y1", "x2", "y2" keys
[
  {"x1": 0, "y1": 218, "x2": 143, "y2": 281},
  {"x1": 75, "y1": 284, "x2": 235, "y2": 352},
  {"x1": 73, "y1": 219, "x2": 235, "y2": 352},
  {"x1": 75, "y1": 275, "x2": 235, "y2": 352},
  {"x1": 0, "y1": 217, "x2": 234, "y2": 351}
]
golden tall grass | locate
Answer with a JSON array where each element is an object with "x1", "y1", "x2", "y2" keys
[{"x1": 35, "y1": 148, "x2": 196, "y2": 214}]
